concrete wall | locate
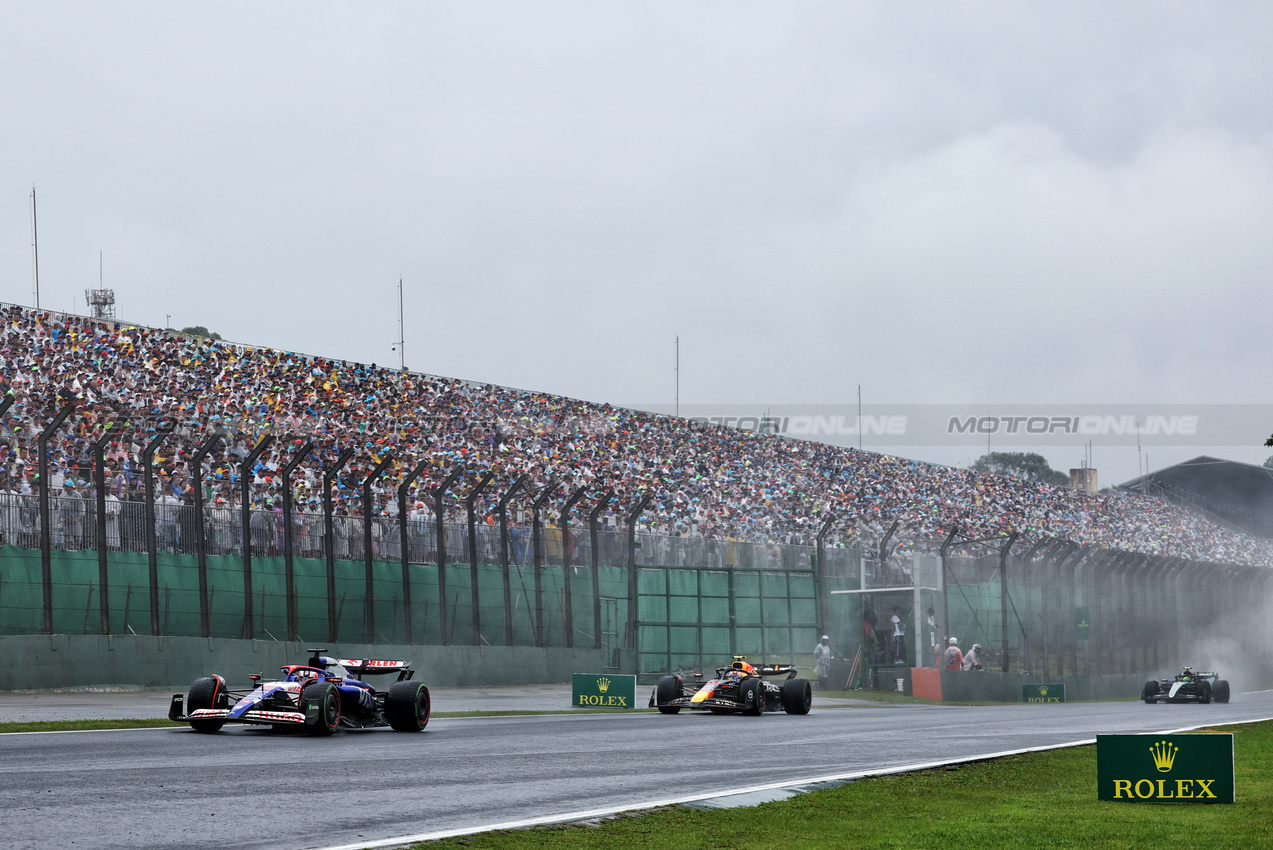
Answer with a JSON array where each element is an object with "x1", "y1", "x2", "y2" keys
[{"x1": 0, "y1": 634, "x2": 604, "y2": 691}]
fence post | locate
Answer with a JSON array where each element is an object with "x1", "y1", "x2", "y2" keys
[
  {"x1": 624, "y1": 492, "x2": 653, "y2": 653},
  {"x1": 531, "y1": 479, "x2": 558, "y2": 648},
  {"x1": 559, "y1": 486, "x2": 589, "y2": 649},
  {"x1": 239, "y1": 435, "x2": 274, "y2": 639},
  {"x1": 280, "y1": 439, "x2": 313, "y2": 642},
  {"x1": 92, "y1": 419, "x2": 125, "y2": 635},
  {"x1": 142, "y1": 421, "x2": 176, "y2": 637},
  {"x1": 396, "y1": 459, "x2": 430, "y2": 645},
  {"x1": 998, "y1": 533, "x2": 1018, "y2": 672},
  {"x1": 322, "y1": 447, "x2": 354, "y2": 643},
  {"x1": 495, "y1": 475, "x2": 526, "y2": 647},
  {"x1": 361, "y1": 453, "x2": 394, "y2": 644},
  {"x1": 814, "y1": 514, "x2": 835, "y2": 644},
  {"x1": 38, "y1": 400, "x2": 77, "y2": 636},
  {"x1": 189, "y1": 433, "x2": 223, "y2": 638},
  {"x1": 432, "y1": 467, "x2": 464, "y2": 647},
  {"x1": 588, "y1": 489, "x2": 613, "y2": 652},
  {"x1": 937, "y1": 527, "x2": 959, "y2": 653},
  {"x1": 465, "y1": 471, "x2": 494, "y2": 646}
]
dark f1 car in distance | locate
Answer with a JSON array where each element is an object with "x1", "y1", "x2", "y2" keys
[
  {"x1": 1142, "y1": 667, "x2": 1230, "y2": 705},
  {"x1": 168, "y1": 649, "x2": 431, "y2": 735},
  {"x1": 650, "y1": 657, "x2": 813, "y2": 716}
]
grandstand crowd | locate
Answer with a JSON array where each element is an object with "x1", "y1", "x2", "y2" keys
[{"x1": 1, "y1": 302, "x2": 1270, "y2": 566}]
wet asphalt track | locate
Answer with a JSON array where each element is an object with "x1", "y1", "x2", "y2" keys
[{"x1": 5, "y1": 690, "x2": 1273, "y2": 850}]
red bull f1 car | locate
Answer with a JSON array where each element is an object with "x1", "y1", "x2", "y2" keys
[
  {"x1": 1142, "y1": 667, "x2": 1231, "y2": 705},
  {"x1": 168, "y1": 649, "x2": 431, "y2": 735},
  {"x1": 649, "y1": 657, "x2": 813, "y2": 716}
]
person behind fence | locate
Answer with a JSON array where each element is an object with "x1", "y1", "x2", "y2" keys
[
  {"x1": 962, "y1": 642, "x2": 984, "y2": 671},
  {"x1": 926, "y1": 606, "x2": 940, "y2": 665},
  {"x1": 890, "y1": 606, "x2": 906, "y2": 664},
  {"x1": 814, "y1": 635, "x2": 833, "y2": 691},
  {"x1": 943, "y1": 637, "x2": 964, "y2": 670}
]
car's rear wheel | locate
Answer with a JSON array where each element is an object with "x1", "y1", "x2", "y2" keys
[
  {"x1": 781, "y1": 678, "x2": 813, "y2": 715},
  {"x1": 386, "y1": 681, "x2": 431, "y2": 731},
  {"x1": 187, "y1": 675, "x2": 228, "y2": 733},
  {"x1": 1198, "y1": 681, "x2": 1212, "y2": 705},
  {"x1": 1142, "y1": 680, "x2": 1160, "y2": 704},
  {"x1": 656, "y1": 675, "x2": 683, "y2": 714},
  {"x1": 1213, "y1": 679, "x2": 1230, "y2": 704},
  {"x1": 741, "y1": 677, "x2": 764, "y2": 716},
  {"x1": 301, "y1": 682, "x2": 340, "y2": 735}
]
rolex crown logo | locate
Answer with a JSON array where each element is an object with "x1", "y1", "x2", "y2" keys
[
  {"x1": 597, "y1": 677, "x2": 610, "y2": 693},
  {"x1": 1039, "y1": 686, "x2": 1048, "y2": 696},
  {"x1": 1150, "y1": 740, "x2": 1179, "y2": 773}
]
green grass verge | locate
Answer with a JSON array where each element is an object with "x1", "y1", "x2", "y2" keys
[{"x1": 414, "y1": 721, "x2": 1273, "y2": 850}]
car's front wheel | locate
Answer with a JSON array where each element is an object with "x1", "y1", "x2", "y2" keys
[
  {"x1": 741, "y1": 677, "x2": 764, "y2": 716},
  {"x1": 781, "y1": 678, "x2": 813, "y2": 715},
  {"x1": 1142, "y1": 680, "x2": 1160, "y2": 704},
  {"x1": 187, "y1": 675, "x2": 228, "y2": 733},
  {"x1": 301, "y1": 682, "x2": 340, "y2": 736},
  {"x1": 656, "y1": 675, "x2": 683, "y2": 715},
  {"x1": 1197, "y1": 681, "x2": 1212, "y2": 705},
  {"x1": 386, "y1": 681, "x2": 431, "y2": 731}
]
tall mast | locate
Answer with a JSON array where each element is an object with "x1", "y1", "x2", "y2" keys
[{"x1": 31, "y1": 186, "x2": 40, "y2": 309}]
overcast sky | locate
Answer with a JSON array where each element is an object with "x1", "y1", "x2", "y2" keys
[{"x1": 3, "y1": 3, "x2": 1271, "y2": 482}]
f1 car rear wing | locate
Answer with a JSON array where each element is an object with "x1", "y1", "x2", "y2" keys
[{"x1": 334, "y1": 658, "x2": 413, "y2": 678}]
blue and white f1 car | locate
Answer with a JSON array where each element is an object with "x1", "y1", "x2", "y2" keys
[{"x1": 168, "y1": 649, "x2": 430, "y2": 735}]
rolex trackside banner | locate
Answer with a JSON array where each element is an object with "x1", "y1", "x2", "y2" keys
[
  {"x1": 572, "y1": 673, "x2": 636, "y2": 709},
  {"x1": 1097, "y1": 734, "x2": 1234, "y2": 803},
  {"x1": 632, "y1": 404, "x2": 1273, "y2": 449}
]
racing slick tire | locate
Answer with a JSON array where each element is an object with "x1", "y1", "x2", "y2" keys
[
  {"x1": 656, "y1": 675, "x2": 683, "y2": 714},
  {"x1": 301, "y1": 682, "x2": 341, "y2": 736},
  {"x1": 780, "y1": 677, "x2": 813, "y2": 715},
  {"x1": 386, "y1": 680, "x2": 431, "y2": 732},
  {"x1": 1213, "y1": 679, "x2": 1230, "y2": 704},
  {"x1": 1142, "y1": 680, "x2": 1161, "y2": 704},
  {"x1": 1198, "y1": 680, "x2": 1212, "y2": 705},
  {"x1": 187, "y1": 675, "x2": 228, "y2": 733},
  {"x1": 741, "y1": 677, "x2": 764, "y2": 716}
]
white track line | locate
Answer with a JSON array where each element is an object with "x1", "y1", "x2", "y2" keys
[{"x1": 305, "y1": 714, "x2": 1273, "y2": 850}]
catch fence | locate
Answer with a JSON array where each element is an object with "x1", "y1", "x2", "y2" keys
[{"x1": 2, "y1": 493, "x2": 1269, "y2": 684}]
